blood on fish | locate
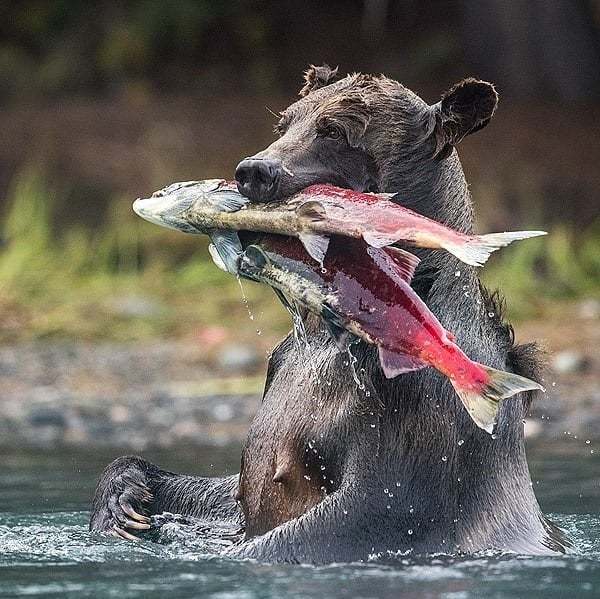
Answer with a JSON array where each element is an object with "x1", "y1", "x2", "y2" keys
[{"x1": 239, "y1": 236, "x2": 544, "y2": 434}]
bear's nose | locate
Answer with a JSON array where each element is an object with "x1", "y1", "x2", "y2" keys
[{"x1": 235, "y1": 157, "x2": 282, "y2": 202}]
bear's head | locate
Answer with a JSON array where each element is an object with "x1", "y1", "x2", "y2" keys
[{"x1": 235, "y1": 65, "x2": 498, "y2": 206}]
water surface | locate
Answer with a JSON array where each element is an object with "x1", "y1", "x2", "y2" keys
[{"x1": 1, "y1": 441, "x2": 599, "y2": 598}]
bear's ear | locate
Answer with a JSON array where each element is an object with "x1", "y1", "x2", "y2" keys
[
  {"x1": 299, "y1": 64, "x2": 339, "y2": 97},
  {"x1": 430, "y1": 78, "x2": 498, "y2": 160}
]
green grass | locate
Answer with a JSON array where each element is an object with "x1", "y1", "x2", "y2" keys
[
  {"x1": 481, "y1": 225, "x2": 600, "y2": 320},
  {"x1": 0, "y1": 171, "x2": 598, "y2": 342},
  {"x1": 0, "y1": 170, "x2": 289, "y2": 343}
]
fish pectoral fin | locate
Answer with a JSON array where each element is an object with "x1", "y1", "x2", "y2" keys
[
  {"x1": 208, "y1": 243, "x2": 228, "y2": 272},
  {"x1": 208, "y1": 230, "x2": 243, "y2": 274},
  {"x1": 211, "y1": 189, "x2": 249, "y2": 213},
  {"x1": 323, "y1": 318, "x2": 356, "y2": 352},
  {"x1": 298, "y1": 232, "x2": 330, "y2": 264},
  {"x1": 362, "y1": 230, "x2": 400, "y2": 249},
  {"x1": 378, "y1": 347, "x2": 428, "y2": 378},
  {"x1": 321, "y1": 304, "x2": 355, "y2": 350},
  {"x1": 296, "y1": 200, "x2": 326, "y2": 222}
]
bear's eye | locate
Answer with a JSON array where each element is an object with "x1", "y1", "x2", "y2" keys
[
  {"x1": 274, "y1": 114, "x2": 292, "y2": 136},
  {"x1": 319, "y1": 125, "x2": 344, "y2": 141}
]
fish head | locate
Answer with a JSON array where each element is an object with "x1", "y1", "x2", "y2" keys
[
  {"x1": 132, "y1": 179, "x2": 245, "y2": 234},
  {"x1": 238, "y1": 245, "x2": 271, "y2": 281}
]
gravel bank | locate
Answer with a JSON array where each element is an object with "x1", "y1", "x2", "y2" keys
[{"x1": 0, "y1": 324, "x2": 598, "y2": 448}]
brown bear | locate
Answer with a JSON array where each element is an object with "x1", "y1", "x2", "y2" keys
[{"x1": 90, "y1": 66, "x2": 568, "y2": 563}]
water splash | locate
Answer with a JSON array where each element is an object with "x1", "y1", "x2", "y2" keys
[
  {"x1": 288, "y1": 301, "x2": 320, "y2": 378},
  {"x1": 347, "y1": 343, "x2": 365, "y2": 391}
]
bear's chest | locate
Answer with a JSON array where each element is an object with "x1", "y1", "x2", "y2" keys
[{"x1": 237, "y1": 342, "x2": 356, "y2": 537}]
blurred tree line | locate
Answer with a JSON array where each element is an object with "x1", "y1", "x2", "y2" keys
[
  {"x1": 1, "y1": 0, "x2": 598, "y2": 102},
  {"x1": 0, "y1": 0, "x2": 599, "y2": 232}
]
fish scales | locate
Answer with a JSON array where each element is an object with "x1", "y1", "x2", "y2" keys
[
  {"x1": 133, "y1": 179, "x2": 546, "y2": 271},
  {"x1": 238, "y1": 235, "x2": 544, "y2": 435}
]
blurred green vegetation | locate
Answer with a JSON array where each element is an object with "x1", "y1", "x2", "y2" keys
[
  {"x1": 1, "y1": 171, "x2": 598, "y2": 343},
  {"x1": 481, "y1": 227, "x2": 600, "y2": 320},
  {"x1": 0, "y1": 170, "x2": 289, "y2": 343}
]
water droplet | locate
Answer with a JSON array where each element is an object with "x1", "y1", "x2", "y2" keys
[
  {"x1": 488, "y1": 312, "x2": 495, "y2": 318},
  {"x1": 441, "y1": 455, "x2": 448, "y2": 462},
  {"x1": 457, "y1": 439, "x2": 464, "y2": 446},
  {"x1": 491, "y1": 434, "x2": 498, "y2": 440},
  {"x1": 551, "y1": 381, "x2": 557, "y2": 387},
  {"x1": 586, "y1": 440, "x2": 591, "y2": 444},
  {"x1": 386, "y1": 504, "x2": 391, "y2": 509},
  {"x1": 396, "y1": 481, "x2": 401, "y2": 487},
  {"x1": 454, "y1": 270, "x2": 461, "y2": 277},
  {"x1": 370, "y1": 423, "x2": 376, "y2": 428},
  {"x1": 407, "y1": 529, "x2": 413, "y2": 535},
  {"x1": 320, "y1": 267, "x2": 327, "y2": 274},
  {"x1": 409, "y1": 507, "x2": 414, "y2": 514},
  {"x1": 384, "y1": 488, "x2": 389, "y2": 494},
  {"x1": 343, "y1": 509, "x2": 348, "y2": 515},
  {"x1": 347, "y1": 345, "x2": 365, "y2": 390}
]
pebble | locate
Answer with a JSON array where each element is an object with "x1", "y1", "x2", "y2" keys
[
  {"x1": 109, "y1": 294, "x2": 164, "y2": 318},
  {"x1": 578, "y1": 299, "x2": 600, "y2": 320},
  {"x1": 216, "y1": 344, "x2": 260, "y2": 371},
  {"x1": 552, "y1": 350, "x2": 590, "y2": 375}
]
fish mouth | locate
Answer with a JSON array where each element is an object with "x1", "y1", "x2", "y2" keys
[{"x1": 133, "y1": 179, "x2": 223, "y2": 234}]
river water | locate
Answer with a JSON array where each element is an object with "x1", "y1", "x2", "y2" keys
[{"x1": 0, "y1": 440, "x2": 599, "y2": 598}]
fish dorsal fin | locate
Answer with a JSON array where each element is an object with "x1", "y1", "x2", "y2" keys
[
  {"x1": 366, "y1": 246, "x2": 420, "y2": 284},
  {"x1": 378, "y1": 347, "x2": 428, "y2": 379},
  {"x1": 210, "y1": 189, "x2": 249, "y2": 213},
  {"x1": 384, "y1": 247, "x2": 420, "y2": 282},
  {"x1": 296, "y1": 200, "x2": 327, "y2": 222},
  {"x1": 298, "y1": 232, "x2": 330, "y2": 265},
  {"x1": 208, "y1": 229, "x2": 243, "y2": 273}
]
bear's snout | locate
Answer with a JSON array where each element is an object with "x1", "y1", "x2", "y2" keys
[{"x1": 235, "y1": 157, "x2": 282, "y2": 202}]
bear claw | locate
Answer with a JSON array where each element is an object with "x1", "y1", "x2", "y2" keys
[
  {"x1": 119, "y1": 498, "x2": 151, "y2": 523},
  {"x1": 112, "y1": 525, "x2": 140, "y2": 541}
]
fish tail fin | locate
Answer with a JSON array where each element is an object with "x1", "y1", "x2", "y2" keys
[
  {"x1": 441, "y1": 231, "x2": 547, "y2": 267},
  {"x1": 451, "y1": 365, "x2": 545, "y2": 433}
]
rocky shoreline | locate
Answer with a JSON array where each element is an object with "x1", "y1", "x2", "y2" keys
[
  {"x1": 0, "y1": 342, "x2": 263, "y2": 450},
  {"x1": 0, "y1": 328, "x2": 598, "y2": 448}
]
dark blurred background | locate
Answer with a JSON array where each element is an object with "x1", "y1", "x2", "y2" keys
[
  {"x1": 0, "y1": 1, "x2": 598, "y2": 449},
  {"x1": 2, "y1": 0, "x2": 600, "y2": 228}
]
